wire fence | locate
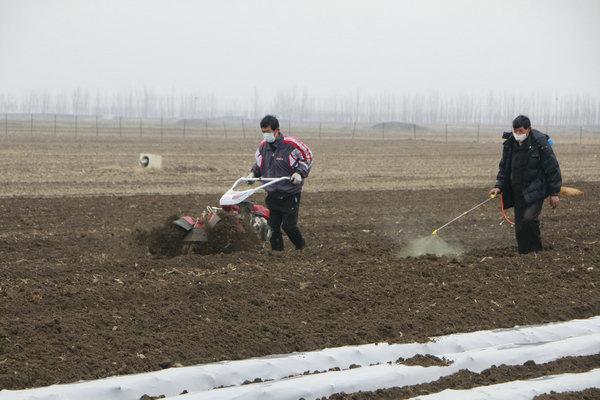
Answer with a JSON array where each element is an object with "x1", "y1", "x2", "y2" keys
[{"x1": 2, "y1": 114, "x2": 600, "y2": 144}]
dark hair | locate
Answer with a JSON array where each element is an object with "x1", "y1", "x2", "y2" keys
[
  {"x1": 512, "y1": 115, "x2": 531, "y2": 130},
  {"x1": 260, "y1": 115, "x2": 279, "y2": 130}
]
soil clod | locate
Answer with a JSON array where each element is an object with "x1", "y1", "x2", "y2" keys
[{"x1": 136, "y1": 212, "x2": 262, "y2": 257}]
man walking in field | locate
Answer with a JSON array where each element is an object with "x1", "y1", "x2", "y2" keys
[
  {"x1": 248, "y1": 115, "x2": 313, "y2": 254},
  {"x1": 489, "y1": 115, "x2": 562, "y2": 254}
]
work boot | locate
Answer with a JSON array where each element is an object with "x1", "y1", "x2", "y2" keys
[
  {"x1": 270, "y1": 234, "x2": 284, "y2": 252},
  {"x1": 294, "y1": 238, "x2": 306, "y2": 250},
  {"x1": 284, "y1": 227, "x2": 305, "y2": 250}
]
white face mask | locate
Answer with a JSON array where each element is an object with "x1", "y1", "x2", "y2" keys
[
  {"x1": 513, "y1": 132, "x2": 527, "y2": 142},
  {"x1": 263, "y1": 132, "x2": 276, "y2": 143}
]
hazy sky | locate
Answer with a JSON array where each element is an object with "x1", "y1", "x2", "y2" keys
[{"x1": 1, "y1": 0, "x2": 599, "y2": 99}]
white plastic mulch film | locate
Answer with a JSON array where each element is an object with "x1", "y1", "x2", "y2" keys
[
  {"x1": 0, "y1": 316, "x2": 598, "y2": 400},
  {"x1": 411, "y1": 369, "x2": 600, "y2": 400}
]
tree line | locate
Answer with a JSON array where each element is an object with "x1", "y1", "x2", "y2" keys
[{"x1": 0, "y1": 88, "x2": 598, "y2": 126}]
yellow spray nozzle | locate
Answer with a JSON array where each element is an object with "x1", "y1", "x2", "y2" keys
[
  {"x1": 431, "y1": 229, "x2": 438, "y2": 236},
  {"x1": 490, "y1": 193, "x2": 497, "y2": 199}
]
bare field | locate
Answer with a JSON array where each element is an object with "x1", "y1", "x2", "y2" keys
[
  {"x1": 1, "y1": 135, "x2": 599, "y2": 197},
  {"x1": 1, "y1": 184, "x2": 599, "y2": 391},
  {"x1": 0, "y1": 134, "x2": 599, "y2": 395}
]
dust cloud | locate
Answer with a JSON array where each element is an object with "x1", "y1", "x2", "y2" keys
[{"x1": 399, "y1": 235, "x2": 464, "y2": 258}]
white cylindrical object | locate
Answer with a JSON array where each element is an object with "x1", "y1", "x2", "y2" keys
[{"x1": 138, "y1": 153, "x2": 162, "y2": 169}]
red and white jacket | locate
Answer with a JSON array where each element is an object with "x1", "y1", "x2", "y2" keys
[{"x1": 251, "y1": 134, "x2": 313, "y2": 194}]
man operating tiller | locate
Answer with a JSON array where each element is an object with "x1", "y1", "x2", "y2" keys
[{"x1": 247, "y1": 115, "x2": 314, "y2": 254}]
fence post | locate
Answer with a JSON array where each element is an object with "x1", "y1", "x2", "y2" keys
[
  {"x1": 183, "y1": 119, "x2": 187, "y2": 137},
  {"x1": 5, "y1": 113, "x2": 8, "y2": 137},
  {"x1": 413, "y1": 123, "x2": 416, "y2": 140},
  {"x1": 318, "y1": 122, "x2": 322, "y2": 138},
  {"x1": 352, "y1": 121, "x2": 356, "y2": 139},
  {"x1": 477, "y1": 124, "x2": 480, "y2": 143},
  {"x1": 95, "y1": 116, "x2": 99, "y2": 137},
  {"x1": 54, "y1": 115, "x2": 57, "y2": 136},
  {"x1": 382, "y1": 122, "x2": 385, "y2": 140},
  {"x1": 119, "y1": 117, "x2": 122, "y2": 137},
  {"x1": 223, "y1": 121, "x2": 227, "y2": 138},
  {"x1": 75, "y1": 115, "x2": 78, "y2": 137},
  {"x1": 445, "y1": 124, "x2": 448, "y2": 143},
  {"x1": 30, "y1": 113, "x2": 33, "y2": 136},
  {"x1": 580, "y1": 126, "x2": 583, "y2": 144},
  {"x1": 242, "y1": 119, "x2": 246, "y2": 139}
]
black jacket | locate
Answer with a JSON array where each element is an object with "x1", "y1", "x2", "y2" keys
[{"x1": 495, "y1": 129, "x2": 562, "y2": 209}]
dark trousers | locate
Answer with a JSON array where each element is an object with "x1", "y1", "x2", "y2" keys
[
  {"x1": 265, "y1": 192, "x2": 305, "y2": 251},
  {"x1": 513, "y1": 192, "x2": 544, "y2": 254}
]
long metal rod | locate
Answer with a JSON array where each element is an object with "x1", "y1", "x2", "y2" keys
[{"x1": 432, "y1": 196, "x2": 495, "y2": 235}]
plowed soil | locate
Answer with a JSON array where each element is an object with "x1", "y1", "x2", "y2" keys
[{"x1": 1, "y1": 183, "x2": 599, "y2": 390}]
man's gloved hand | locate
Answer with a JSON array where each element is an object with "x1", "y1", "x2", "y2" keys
[
  {"x1": 290, "y1": 172, "x2": 303, "y2": 185},
  {"x1": 246, "y1": 172, "x2": 256, "y2": 185},
  {"x1": 489, "y1": 187, "x2": 501, "y2": 198}
]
